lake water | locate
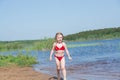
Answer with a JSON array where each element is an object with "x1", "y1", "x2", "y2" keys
[
  {"x1": 33, "y1": 38, "x2": 120, "y2": 80},
  {"x1": 1, "y1": 38, "x2": 120, "y2": 80}
]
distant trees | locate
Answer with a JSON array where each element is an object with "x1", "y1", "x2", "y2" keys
[
  {"x1": 64, "y1": 27, "x2": 120, "y2": 41},
  {"x1": 0, "y1": 27, "x2": 120, "y2": 51}
]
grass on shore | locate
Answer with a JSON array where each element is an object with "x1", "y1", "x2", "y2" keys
[
  {"x1": 0, "y1": 38, "x2": 54, "y2": 52},
  {"x1": 0, "y1": 53, "x2": 38, "y2": 67}
]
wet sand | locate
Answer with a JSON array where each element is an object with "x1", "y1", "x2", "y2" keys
[
  {"x1": 0, "y1": 66, "x2": 87, "y2": 80},
  {"x1": 1, "y1": 59, "x2": 120, "y2": 80},
  {"x1": 39, "y1": 58, "x2": 120, "y2": 80},
  {"x1": 0, "y1": 66, "x2": 55, "y2": 80}
]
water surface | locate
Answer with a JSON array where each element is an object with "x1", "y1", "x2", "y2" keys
[{"x1": 33, "y1": 38, "x2": 120, "y2": 80}]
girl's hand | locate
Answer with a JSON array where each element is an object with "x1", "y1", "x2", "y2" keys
[
  {"x1": 49, "y1": 56, "x2": 52, "y2": 61},
  {"x1": 68, "y1": 56, "x2": 72, "y2": 60}
]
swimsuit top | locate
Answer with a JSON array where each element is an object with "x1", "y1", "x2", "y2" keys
[{"x1": 54, "y1": 44, "x2": 65, "y2": 51}]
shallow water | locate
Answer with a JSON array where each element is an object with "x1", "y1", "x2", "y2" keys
[{"x1": 33, "y1": 38, "x2": 120, "y2": 80}]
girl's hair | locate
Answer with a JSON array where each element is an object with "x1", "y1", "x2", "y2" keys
[{"x1": 55, "y1": 32, "x2": 64, "y2": 40}]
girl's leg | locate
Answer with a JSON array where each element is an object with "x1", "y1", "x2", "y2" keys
[
  {"x1": 55, "y1": 57, "x2": 61, "y2": 80},
  {"x1": 61, "y1": 57, "x2": 66, "y2": 80}
]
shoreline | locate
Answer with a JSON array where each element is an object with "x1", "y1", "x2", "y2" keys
[{"x1": 0, "y1": 66, "x2": 55, "y2": 80}]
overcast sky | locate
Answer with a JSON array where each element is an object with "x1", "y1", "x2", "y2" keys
[{"x1": 0, "y1": 0, "x2": 120, "y2": 41}]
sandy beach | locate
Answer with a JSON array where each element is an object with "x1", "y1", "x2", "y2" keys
[{"x1": 0, "y1": 66, "x2": 55, "y2": 80}]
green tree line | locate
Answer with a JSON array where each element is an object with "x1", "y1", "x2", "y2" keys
[
  {"x1": 0, "y1": 27, "x2": 120, "y2": 51},
  {"x1": 64, "y1": 27, "x2": 120, "y2": 41}
]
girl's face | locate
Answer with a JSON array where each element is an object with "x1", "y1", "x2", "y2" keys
[{"x1": 56, "y1": 34, "x2": 63, "y2": 43}]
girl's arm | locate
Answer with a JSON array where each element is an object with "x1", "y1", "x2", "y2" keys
[
  {"x1": 63, "y1": 42, "x2": 72, "y2": 60},
  {"x1": 49, "y1": 43, "x2": 55, "y2": 61}
]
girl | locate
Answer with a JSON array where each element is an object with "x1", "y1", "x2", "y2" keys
[{"x1": 49, "y1": 32, "x2": 72, "y2": 80}]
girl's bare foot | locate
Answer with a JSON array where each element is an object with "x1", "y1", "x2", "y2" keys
[{"x1": 64, "y1": 77, "x2": 66, "y2": 80}]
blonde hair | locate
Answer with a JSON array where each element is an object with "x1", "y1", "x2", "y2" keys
[{"x1": 55, "y1": 32, "x2": 64, "y2": 40}]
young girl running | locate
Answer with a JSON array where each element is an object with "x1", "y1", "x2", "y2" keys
[{"x1": 49, "y1": 32, "x2": 72, "y2": 80}]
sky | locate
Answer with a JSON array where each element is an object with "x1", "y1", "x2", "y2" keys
[{"x1": 0, "y1": 0, "x2": 120, "y2": 41}]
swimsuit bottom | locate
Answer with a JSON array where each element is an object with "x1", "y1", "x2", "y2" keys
[{"x1": 54, "y1": 55, "x2": 64, "y2": 61}]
